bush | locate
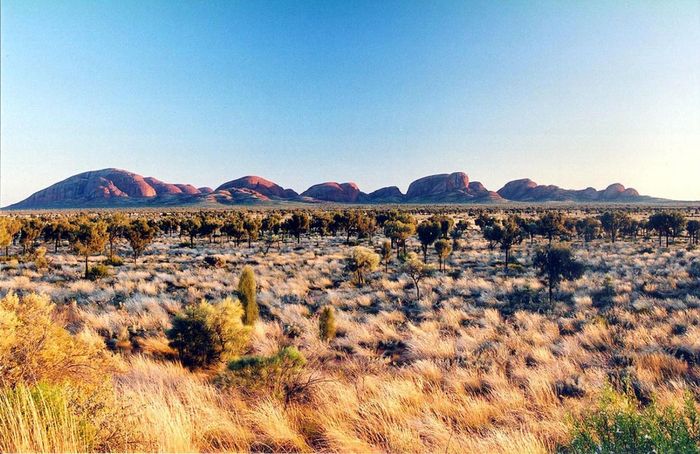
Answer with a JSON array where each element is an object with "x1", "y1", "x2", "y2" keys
[
  {"x1": 238, "y1": 266, "x2": 258, "y2": 325},
  {"x1": 86, "y1": 264, "x2": 110, "y2": 281},
  {"x1": 0, "y1": 292, "x2": 115, "y2": 387},
  {"x1": 166, "y1": 297, "x2": 249, "y2": 369},
  {"x1": 560, "y1": 387, "x2": 700, "y2": 453},
  {"x1": 104, "y1": 256, "x2": 124, "y2": 266},
  {"x1": 220, "y1": 346, "x2": 306, "y2": 400},
  {"x1": 32, "y1": 246, "x2": 49, "y2": 271},
  {"x1": 204, "y1": 255, "x2": 226, "y2": 268},
  {"x1": 318, "y1": 306, "x2": 336, "y2": 341},
  {"x1": 346, "y1": 246, "x2": 380, "y2": 285}
]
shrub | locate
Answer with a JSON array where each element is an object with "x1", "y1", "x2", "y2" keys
[
  {"x1": 204, "y1": 255, "x2": 226, "y2": 268},
  {"x1": 318, "y1": 306, "x2": 336, "y2": 341},
  {"x1": 0, "y1": 292, "x2": 115, "y2": 387},
  {"x1": 560, "y1": 387, "x2": 700, "y2": 453},
  {"x1": 221, "y1": 346, "x2": 306, "y2": 400},
  {"x1": 166, "y1": 297, "x2": 249, "y2": 370},
  {"x1": 104, "y1": 256, "x2": 124, "y2": 266},
  {"x1": 346, "y1": 246, "x2": 380, "y2": 285},
  {"x1": 238, "y1": 266, "x2": 258, "y2": 325},
  {"x1": 86, "y1": 263, "x2": 110, "y2": 281}
]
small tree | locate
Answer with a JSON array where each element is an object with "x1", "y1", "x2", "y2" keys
[
  {"x1": 318, "y1": 306, "x2": 336, "y2": 342},
  {"x1": 384, "y1": 220, "x2": 416, "y2": 258},
  {"x1": 434, "y1": 239, "x2": 452, "y2": 271},
  {"x1": 0, "y1": 218, "x2": 13, "y2": 256},
  {"x1": 72, "y1": 220, "x2": 108, "y2": 279},
  {"x1": 380, "y1": 239, "x2": 392, "y2": 273},
  {"x1": 687, "y1": 220, "x2": 700, "y2": 245},
  {"x1": 43, "y1": 218, "x2": 75, "y2": 253},
  {"x1": 125, "y1": 219, "x2": 158, "y2": 261},
  {"x1": 243, "y1": 216, "x2": 262, "y2": 247},
  {"x1": 284, "y1": 212, "x2": 310, "y2": 244},
  {"x1": 417, "y1": 220, "x2": 442, "y2": 262},
  {"x1": 533, "y1": 246, "x2": 584, "y2": 304},
  {"x1": 346, "y1": 246, "x2": 380, "y2": 285},
  {"x1": 401, "y1": 252, "x2": 435, "y2": 299},
  {"x1": 180, "y1": 217, "x2": 202, "y2": 247},
  {"x1": 106, "y1": 213, "x2": 128, "y2": 260},
  {"x1": 495, "y1": 216, "x2": 524, "y2": 268},
  {"x1": 166, "y1": 297, "x2": 249, "y2": 370},
  {"x1": 576, "y1": 217, "x2": 601, "y2": 243},
  {"x1": 221, "y1": 215, "x2": 246, "y2": 246},
  {"x1": 238, "y1": 265, "x2": 258, "y2": 325},
  {"x1": 19, "y1": 218, "x2": 43, "y2": 254},
  {"x1": 538, "y1": 212, "x2": 567, "y2": 245}
]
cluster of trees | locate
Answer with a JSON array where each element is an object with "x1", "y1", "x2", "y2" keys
[{"x1": 1, "y1": 208, "x2": 697, "y2": 297}]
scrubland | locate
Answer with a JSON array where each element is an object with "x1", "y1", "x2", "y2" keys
[{"x1": 0, "y1": 206, "x2": 699, "y2": 453}]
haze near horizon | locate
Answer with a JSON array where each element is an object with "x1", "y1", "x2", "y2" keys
[{"x1": 1, "y1": 0, "x2": 699, "y2": 205}]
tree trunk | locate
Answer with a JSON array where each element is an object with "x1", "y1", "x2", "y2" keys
[{"x1": 84, "y1": 255, "x2": 89, "y2": 279}]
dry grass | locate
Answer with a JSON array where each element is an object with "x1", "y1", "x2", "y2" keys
[{"x1": 1, "y1": 208, "x2": 699, "y2": 452}]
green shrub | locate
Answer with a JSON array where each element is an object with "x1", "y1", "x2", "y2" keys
[
  {"x1": 560, "y1": 387, "x2": 700, "y2": 453},
  {"x1": 86, "y1": 264, "x2": 110, "y2": 281},
  {"x1": 166, "y1": 297, "x2": 249, "y2": 370},
  {"x1": 238, "y1": 266, "x2": 258, "y2": 325},
  {"x1": 220, "y1": 346, "x2": 306, "y2": 399},
  {"x1": 318, "y1": 306, "x2": 336, "y2": 342},
  {"x1": 104, "y1": 256, "x2": 124, "y2": 266}
]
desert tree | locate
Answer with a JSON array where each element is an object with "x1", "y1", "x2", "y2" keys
[
  {"x1": 199, "y1": 216, "x2": 224, "y2": 243},
  {"x1": 401, "y1": 252, "x2": 435, "y2": 300},
  {"x1": 353, "y1": 211, "x2": 378, "y2": 243},
  {"x1": 106, "y1": 213, "x2": 129, "y2": 261},
  {"x1": 166, "y1": 297, "x2": 249, "y2": 369},
  {"x1": 599, "y1": 211, "x2": 626, "y2": 243},
  {"x1": 318, "y1": 306, "x2": 336, "y2": 342},
  {"x1": 243, "y1": 215, "x2": 262, "y2": 247},
  {"x1": 221, "y1": 214, "x2": 246, "y2": 246},
  {"x1": 533, "y1": 245, "x2": 584, "y2": 304},
  {"x1": 331, "y1": 211, "x2": 351, "y2": 240},
  {"x1": 431, "y1": 215, "x2": 454, "y2": 239},
  {"x1": 0, "y1": 218, "x2": 12, "y2": 256},
  {"x1": 284, "y1": 212, "x2": 310, "y2": 244},
  {"x1": 380, "y1": 239, "x2": 392, "y2": 273},
  {"x1": 311, "y1": 212, "x2": 332, "y2": 238},
  {"x1": 180, "y1": 217, "x2": 202, "y2": 247},
  {"x1": 346, "y1": 246, "x2": 380, "y2": 285},
  {"x1": 125, "y1": 218, "x2": 159, "y2": 261},
  {"x1": 576, "y1": 217, "x2": 601, "y2": 244},
  {"x1": 494, "y1": 216, "x2": 524, "y2": 268},
  {"x1": 517, "y1": 218, "x2": 540, "y2": 244},
  {"x1": 158, "y1": 216, "x2": 179, "y2": 237},
  {"x1": 687, "y1": 220, "x2": 700, "y2": 245},
  {"x1": 238, "y1": 265, "x2": 258, "y2": 325},
  {"x1": 384, "y1": 218, "x2": 416, "y2": 258},
  {"x1": 648, "y1": 211, "x2": 686, "y2": 247},
  {"x1": 72, "y1": 219, "x2": 108, "y2": 279},
  {"x1": 262, "y1": 212, "x2": 283, "y2": 236},
  {"x1": 434, "y1": 238, "x2": 452, "y2": 271},
  {"x1": 19, "y1": 218, "x2": 44, "y2": 254},
  {"x1": 0, "y1": 217, "x2": 23, "y2": 256},
  {"x1": 417, "y1": 220, "x2": 442, "y2": 262},
  {"x1": 43, "y1": 218, "x2": 75, "y2": 253},
  {"x1": 538, "y1": 211, "x2": 567, "y2": 245}
]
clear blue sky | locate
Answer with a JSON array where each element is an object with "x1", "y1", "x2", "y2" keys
[{"x1": 2, "y1": 0, "x2": 699, "y2": 204}]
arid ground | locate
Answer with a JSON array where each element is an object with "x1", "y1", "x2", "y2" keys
[{"x1": 0, "y1": 206, "x2": 699, "y2": 453}]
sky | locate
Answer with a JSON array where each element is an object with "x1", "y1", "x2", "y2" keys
[{"x1": 1, "y1": 0, "x2": 699, "y2": 205}]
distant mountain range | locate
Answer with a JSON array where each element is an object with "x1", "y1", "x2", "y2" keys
[{"x1": 4, "y1": 168, "x2": 660, "y2": 209}]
